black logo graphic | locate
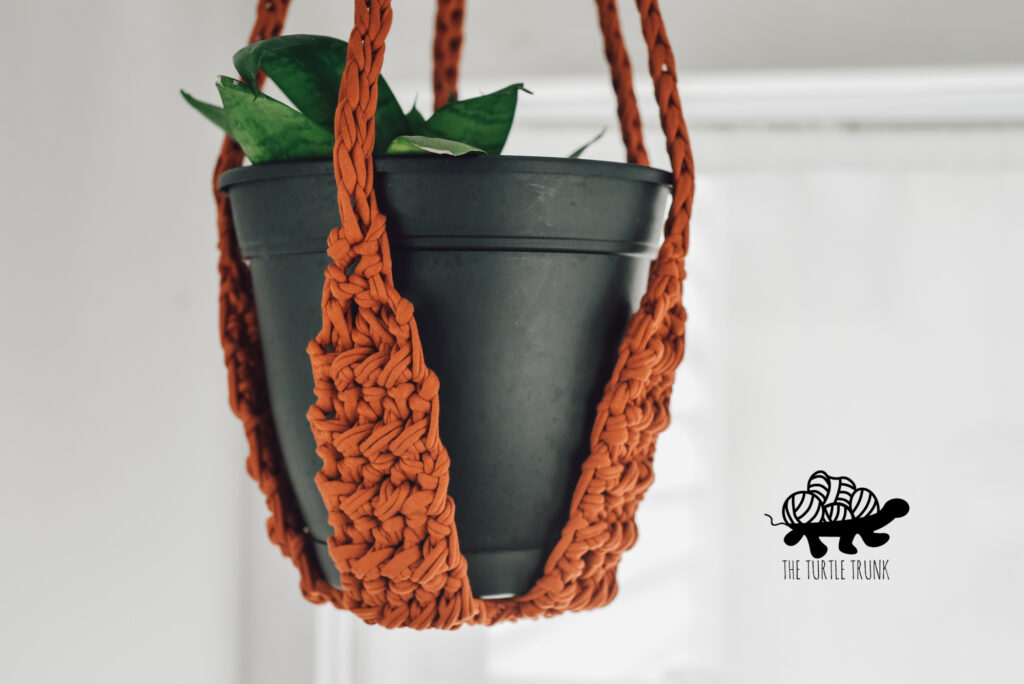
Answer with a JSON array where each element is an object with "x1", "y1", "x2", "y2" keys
[{"x1": 765, "y1": 470, "x2": 909, "y2": 558}]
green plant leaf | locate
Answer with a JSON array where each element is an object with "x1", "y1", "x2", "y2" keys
[
  {"x1": 406, "y1": 103, "x2": 426, "y2": 134},
  {"x1": 186, "y1": 37, "x2": 531, "y2": 163},
  {"x1": 181, "y1": 90, "x2": 230, "y2": 135},
  {"x1": 386, "y1": 135, "x2": 484, "y2": 156},
  {"x1": 421, "y1": 84, "x2": 529, "y2": 155},
  {"x1": 232, "y1": 34, "x2": 408, "y2": 155},
  {"x1": 568, "y1": 127, "x2": 607, "y2": 159},
  {"x1": 216, "y1": 76, "x2": 333, "y2": 163},
  {"x1": 233, "y1": 34, "x2": 348, "y2": 125}
]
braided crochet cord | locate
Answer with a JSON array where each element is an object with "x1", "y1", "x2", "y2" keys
[
  {"x1": 432, "y1": 0, "x2": 465, "y2": 110},
  {"x1": 595, "y1": 0, "x2": 649, "y2": 165},
  {"x1": 213, "y1": 0, "x2": 345, "y2": 606},
  {"x1": 213, "y1": 0, "x2": 694, "y2": 626}
]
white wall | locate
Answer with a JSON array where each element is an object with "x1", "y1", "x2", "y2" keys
[
  {"x1": 0, "y1": 2, "x2": 314, "y2": 683},
  {"x1": 279, "y1": 0, "x2": 1024, "y2": 80},
  {"x1": 311, "y1": 84, "x2": 1024, "y2": 682},
  {"x1": 706, "y1": 127, "x2": 1024, "y2": 683}
]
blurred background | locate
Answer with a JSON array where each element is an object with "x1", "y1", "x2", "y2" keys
[{"x1": 1, "y1": 1, "x2": 1022, "y2": 682}]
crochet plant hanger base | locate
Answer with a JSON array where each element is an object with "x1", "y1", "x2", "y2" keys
[{"x1": 213, "y1": 0, "x2": 693, "y2": 629}]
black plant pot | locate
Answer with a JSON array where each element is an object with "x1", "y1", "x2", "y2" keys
[{"x1": 220, "y1": 156, "x2": 670, "y2": 597}]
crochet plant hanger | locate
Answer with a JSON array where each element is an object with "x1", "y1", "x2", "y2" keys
[{"x1": 213, "y1": 0, "x2": 693, "y2": 629}]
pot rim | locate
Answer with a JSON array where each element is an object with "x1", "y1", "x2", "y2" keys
[{"x1": 218, "y1": 155, "x2": 673, "y2": 192}]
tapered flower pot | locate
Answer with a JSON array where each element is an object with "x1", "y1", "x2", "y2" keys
[{"x1": 219, "y1": 155, "x2": 670, "y2": 597}]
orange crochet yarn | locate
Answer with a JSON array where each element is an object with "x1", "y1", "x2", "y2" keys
[
  {"x1": 213, "y1": 0, "x2": 694, "y2": 628},
  {"x1": 431, "y1": 0, "x2": 464, "y2": 111}
]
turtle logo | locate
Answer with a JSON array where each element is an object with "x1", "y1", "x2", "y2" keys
[{"x1": 765, "y1": 470, "x2": 909, "y2": 558}]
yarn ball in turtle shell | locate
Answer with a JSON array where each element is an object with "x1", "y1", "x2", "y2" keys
[
  {"x1": 807, "y1": 470, "x2": 855, "y2": 506},
  {"x1": 782, "y1": 490, "x2": 825, "y2": 525},
  {"x1": 823, "y1": 502, "x2": 853, "y2": 522},
  {"x1": 807, "y1": 470, "x2": 830, "y2": 500},
  {"x1": 850, "y1": 487, "x2": 881, "y2": 518}
]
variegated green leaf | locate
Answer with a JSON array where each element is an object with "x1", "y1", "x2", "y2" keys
[
  {"x1": 386, "y1": 135, "x2": 485, "y2": 156},
  {"x1": 216, "y1": 76, "x2": 333, "y2": 163}
]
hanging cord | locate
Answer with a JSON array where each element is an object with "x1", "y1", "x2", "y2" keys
[
  {"x1": 305, "y1": 0, "x2": 694, "y2": 628},
  {"x1": 311, "y1": 0, "x2": 474, "y2": 629},
  {"x1": 212, "y1": 0, "x2": 346, "y2": 607},
  {"x1": 635, "y1": 0, "x2": 695, "y2": 246},
  {"x1": 212, "y1": 0, "x2": 694, "y2": 627},
  {"x1": 432, "y1": 0, "x2": 465, "y2": 110},
  {"x1": 595, "y1": 0, "x2": 649, "y2": 165}
]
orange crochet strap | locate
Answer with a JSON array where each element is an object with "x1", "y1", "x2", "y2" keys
[
  {"x1": 213, "y1": 0, "x2": 344, "y2": 605},
  {"x1": 213, "y1": 0, "x2": 694, "y2": 625},
  {"x1": 595, "y1": 0, "x2": 649, "y2": 165},
  {"x1": 432, "y1": 0, "x2": 464, "y2": 110}
]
